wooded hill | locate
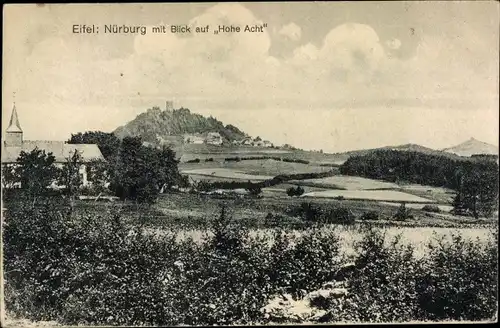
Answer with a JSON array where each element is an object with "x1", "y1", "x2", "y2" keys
[{"x1": 113, "y1": 107, "x2": 247, "y2": 145}]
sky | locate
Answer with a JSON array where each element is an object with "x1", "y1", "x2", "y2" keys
[{"x1": 2, "y1": 2, "x2": 499, "y2": 153}]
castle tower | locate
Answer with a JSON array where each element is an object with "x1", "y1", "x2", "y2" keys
[
  {"x1": 5, "y1": 103, "x2": 23, "y2": 147},
  {"x1": 165, "y1": 100, "x2": 174, "y2": 111}
]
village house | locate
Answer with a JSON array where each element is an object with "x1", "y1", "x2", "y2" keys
[
  {"x1": 183, "y1": 134, "x2": 205, "y2": 144},
  {"x1": 1, "y1": 104, "x2": 105, "y2": 187},
  {"x1": 252, "y1": 140, "x2": 265, "y2": 147},
  {"x1": 205, "y1": 132, "x2": 223, "y2": 146},
  {"x1": 263, "y1": 140, "x2": 273, "y2": 148},
  {"x1": 241, "y1": 137, "x2": 253, "y2": 146}
]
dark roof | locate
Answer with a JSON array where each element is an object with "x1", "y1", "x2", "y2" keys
[{"x1": 2, "y1": 140, "x2": 105, "y2": 163}]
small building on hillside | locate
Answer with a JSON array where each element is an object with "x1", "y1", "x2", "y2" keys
[
  {"x1": 252, "y1": 140, "x2": 265, "y2": 147},
  {"x1": 241, "y1": 137, "x2": 253, "y2": 146},
  {"x1": 263, "y1": 140, "x2": 273, "y2": 148},
  {"x1": 183, "y1": 134, "x2": 205, "y2": 144},
  {"x1": 1, "y1": 104, "x2": 105, "y2": 187},
  {"x1": 206, "y1": 132, "x2": 223, "y2": 146}
]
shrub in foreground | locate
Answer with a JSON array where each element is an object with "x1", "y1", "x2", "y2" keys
[
  {"x1": 4, "y1": 203, "x2": 342, "y2": 325},
  {"x1": 325, "y1": 226, "x2": 498, "y2": 323},
  {"x1": 415, "y1": 231, "x2": 498, "y2": 321},
  {"x1": 326, "y1": 226, "x2": 424, "y2": 322},
  {"x1": 4, "y1": 202, "x2": 498, "y2": 325}
]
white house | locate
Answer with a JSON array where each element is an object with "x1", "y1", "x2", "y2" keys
[
  {"x1": 183, "y1": 134, "x2": 205, "y2": 144},
  {"x1": 1, "y1": 104, "x2": 105, "y2": 187},
  {"x1": 263, "y1": 140, "x2": 273, "y2": 148},
  {"x1": 241, "y1": 137, "x2": 253, "y2": 146},
  {"x1": 206, "y1": 132, "x2": 223, "y2": 146}
]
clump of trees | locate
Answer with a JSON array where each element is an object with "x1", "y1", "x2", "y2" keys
[
  {"x1": 245, "y1": 183, "x2": 262, "y2": 197},
  {"x1": 2, "y1": 148, "x2": 60, "y2": 206},
  {"x1": 67, "y1": 131, "x2": 121, "y2": 160},
  {"x1": 286, "y1": 185, "x2": 305, "y2": 197},
  {"x1": 70, "y1": 133, "x2": 186, "y2": 203},
  {"x1": 107, "y1": 136, "x2": 182, "y2": 204}
]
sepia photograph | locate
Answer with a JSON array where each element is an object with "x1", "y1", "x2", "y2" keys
[{"x1": 1, "y1": 2, "x2": 499, "y2": 326}]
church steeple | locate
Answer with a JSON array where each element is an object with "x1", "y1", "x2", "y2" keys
[
  {"x1": 4, "y1": 102, "x2": 23, "y2": 147},
  {"x1": 7, "y1": 103, "x2": 22, "y2": 133}
]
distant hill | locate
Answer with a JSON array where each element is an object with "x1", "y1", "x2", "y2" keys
[
  {"x1": 442, "y1": 138, "x2": 499, "y2": 157},
  {"x1": 113, "y1": 107, "x2": 248, "y2": 145},
  {"x1": 336, "y1": 143, "x2": 458, "y2": 158}
]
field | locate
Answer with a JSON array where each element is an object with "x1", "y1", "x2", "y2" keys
[
  {"x1": 180, "y1": 158, "x2": 333, "y2": 177},
  {"x1": 292, "y1": 175, "x2": 401, "y2": 190},
  {"x1": 180, "y1": 159, "x2": 454, "y2": 207},
  {"x1": 380, "y1": 202, "x2": 454, "y2": 212},
  {"x1": 302, "y1": 189, "x2": 434, "y2": 203},
  {"x1": 175, "y1": 144, "x2": 347, "y2": 165},
  {"x1": 182, "y1": 168, "x2": 274, "y2": 181}
]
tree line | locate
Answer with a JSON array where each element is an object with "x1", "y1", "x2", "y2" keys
[{"x1": 340, "y1": 149, "x2": 499, "y2": 218}]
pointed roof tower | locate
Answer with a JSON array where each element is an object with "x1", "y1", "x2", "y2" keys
[{"x1": 6, "y1": 103, "x2": 22, "y2": 133}]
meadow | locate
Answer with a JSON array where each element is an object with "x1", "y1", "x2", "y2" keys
[
  {"x1": 180, "y1": 158, "x2": 333, "y2": 177},
  {"x1": 292, "y1": 175, "x2": 401, "y2": 190},
  {"x1": 175, "y1": 144, "x2": 347, "y2": 165},
  {"x1": 181, "y1": 168, "x2": 274, "y2": 181},
  {"x1": 302, "y1": 189, "x2": 434, "y2": 203}
]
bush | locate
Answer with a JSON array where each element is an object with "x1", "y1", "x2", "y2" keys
[
  {"x1": 286, "y1": 203, "x2": 355, "y2": 225},
  {"x1": 393, "y1": 203, "x2": 413, "y2": 221},
  {"x1": 322, "y1": 207, "x2": 355, "y2": 225},
  {"x1": 286, "y1": 202, "x2": 321, "y2": 222},
  {"x1": 246, "y1": 183, "x2": 262, "y2": 197},
  {"x1": 204, "y1": 158, "x2": 214, "y2": 162},
  {"x1": 421, "y1": 204, "x2": 441, "y2": 213},
  {"x1": 4, "y1": 201, "x2": 498, "y2": 325},
  {"x1": 224, "y1": 157, "x2": 241, "y2": 162},
  {"x1": 286, "y1": 185, "x2": 305, "y2": 197},
  {"x1": 266, "y1": 228, "x2": 342, "y2": 298},
  {"x1": 282, "y1": 158, "x2": 310, "y2": 164},
  {"x1": 327, "y1": 227, "x2": 424, "y2": 322},
  {"x1": 415, "y1": 232, "x2": 498, "y2": 321},
  {"x1": 324, "y1": 226, "x2": 499, "y2": 323},
  {"x1": 186, "y1": 158, "x2": 201, "y2": 163},
  {"x1": 360, "y1": 210, "x2": 379, "y2": 221}
]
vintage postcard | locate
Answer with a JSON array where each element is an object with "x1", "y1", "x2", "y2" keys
[{"x1": 1, "y1": 2, "x2": 499, "y2": 326}]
